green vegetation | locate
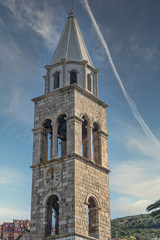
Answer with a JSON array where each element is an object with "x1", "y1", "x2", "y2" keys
[
  {"x1": 111, "y1": 214, "x2": 160, "y2": 239},
  {"x1": 147, "y1": 200, "x2": 160, "y2": 219}
]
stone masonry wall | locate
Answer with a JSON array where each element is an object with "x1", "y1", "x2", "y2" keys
[
  {"x1": 30, "y1": 158, "x2": 75, "y2": 239},
  {"x1": 74, "y1": 158, "x2": 111, "y2": 240}
]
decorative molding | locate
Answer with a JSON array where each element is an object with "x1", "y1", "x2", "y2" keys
[{"x1": 32, "y1": 84, "x2": 109, "y2": 108}]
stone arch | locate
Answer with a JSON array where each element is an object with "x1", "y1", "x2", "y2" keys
[
  {"x1": 70, "y1": 69, "x2": 78, "y2": 84},
  {"x1": 80, "y1": 113, "x2": 91, "y2": 125},
  {"x1": 40, "y1": 116, "x2": 54, "y2": 126},
  {"x1": 86, "y1": 194, "x2": 100, "y2": 238},
  {"x1": 44, "y1": 194, "x2": 60, "y2": 237},
  {"x1": 92, "y1": 121, "x2": 101, "y2": 132},
  {"x1": 56, "y1": 112, "x2": 68, "y2": 122},
  {"x1": 42, "y1": 191, "x2": 62, "y2": 206},
  {"x1": 85, "y1": 193, "x2": 100, "y2": 208}
]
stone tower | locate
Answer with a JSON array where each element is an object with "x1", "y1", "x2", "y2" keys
[{"x1": 30, "y1": 10, "x2": 111, "y2": 240}]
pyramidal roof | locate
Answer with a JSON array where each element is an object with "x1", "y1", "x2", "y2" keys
[{"x1": 50, "y1": 11, "x2": 94, "y2": 67}]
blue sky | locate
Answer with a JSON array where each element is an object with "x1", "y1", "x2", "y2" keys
[{"x1": 0, "y1": 0, "x2": 160, "y2": 223}]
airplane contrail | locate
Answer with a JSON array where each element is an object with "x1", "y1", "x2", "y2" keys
[{"x1": 81, "y1": 0, "x2": 160, "y2": 147}]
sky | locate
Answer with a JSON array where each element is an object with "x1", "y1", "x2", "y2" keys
[{"x1": 0, "y1": 0, "x2": 160, "y2": 223}]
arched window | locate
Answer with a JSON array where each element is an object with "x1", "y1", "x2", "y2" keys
[
  {"x1": 42, "y1": 119, "x2": 52, "y2": 161},
  {"x1": 88, "y1": 197, "x2": 99, "y2": 238},
  {"x1": 92, "y1": 122, "x2": 100, "y2": 164},
  {"x1": 82, "y1": 116, "x2": 88, "y2": 158},
  {"x1": 87, "y1": 74, "x2": 92, "y2": 91},
  {"x1": 54, "y1": 72, "x2": 59, "y2": 89},
  {"x1": 70, "y1": 71, "x2": 77, "y2": 84},
  {"x1": 57, "y1": 114, "x2": 67, "y2": 157},
  {"x1": 46, "y1": 195, "x2": 59, "y2": 237}
]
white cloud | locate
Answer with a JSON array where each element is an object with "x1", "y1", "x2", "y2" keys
[
  {"x1": 110, "y1": 160, "x2": 160, "y2": 200},
  {"x1": 129, "y1": 35, "x2": 159, "y2": 63},
  {"x1": 0, "y1": 167, "x2": 28, "y2": 186},
  {"x1": 110, "y1": 120, "x2": 160, "y2": 202},
  {"x1": 112, "y1": 120, "x2": 160, "y2": 161},
  {"x1": 1, "y1": 0, "x2": 64, "y2": 48},
  {"x1": 0, "y1": 208, "x2": 30, "y2": 224},
  {"x1": 111, "y1": 197, "x2": 152, "y2": 218}
]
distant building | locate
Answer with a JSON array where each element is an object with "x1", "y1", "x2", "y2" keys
[
  {"x1": 0, "y1": 220, "x2": 30, "y2": 240},
  {"x1": 13, "y1": 220, "x2": 30, "y2": 240},
  {"x1": 3, "y1": 222, "x2": 14, "y2": 240},
  {"x1": 0, "y1": 225, "x2": 3, "y2": 239}
]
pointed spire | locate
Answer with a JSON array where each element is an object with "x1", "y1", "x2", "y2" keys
[{"x1": 50, "y1": 12, "x2": 94, "y2": 67}]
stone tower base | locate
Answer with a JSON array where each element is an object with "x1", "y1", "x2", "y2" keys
[{"x1": 19, "y1": 232, "x2": 109, "y2": 240}]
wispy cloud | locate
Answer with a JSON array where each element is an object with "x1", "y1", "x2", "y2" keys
[
  {"x1": 110, "y1": 159, "x2": 160, "y2": 200},
  {"x1": 0, "y1": 167, "x2": 28, "y2": 186},
  {"x1": 109, "y1": 120, "x2": 160, "y2": 200},
  {"x1": 1, "y1": 0, "x2": 64, "y2": 48},
  {"x1": 130, "y1": 35, "x2": 159, "y2": 63},
  {"x1": 81, "y1": 0, "x2": 160, "y2": 148},
  {"x1": 111, "y1": 197, "x2": 152, "y2": 218},
  {"x1": 0, "y1": 208, "x2": 30, "y2": 224},
  {"x1": 112, "y1": 120, "x2": 160, "y2": 161}
]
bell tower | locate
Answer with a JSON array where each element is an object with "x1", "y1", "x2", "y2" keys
[{"x1": 30, "y1": 10, "x2": 111, "y2": 240}]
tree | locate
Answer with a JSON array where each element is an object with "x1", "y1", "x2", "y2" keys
[{"x1": 146, "y1": 200, "x2": 160, "y2": 219}]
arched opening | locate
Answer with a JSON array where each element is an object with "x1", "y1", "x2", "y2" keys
[
  {"x1": 54, "y1": 72, "x2": 59, "y2": 89},
  {"x1": 70, "y1": 71, "x2": 77, "y2": 84},
  {"x1": 92, "y1": 122, "x2": 100, "y2": 164},
  {"x1": 46, "y1": 195, "x2": 59, "y2": 237},
  {"x1": 57, "y1": 114, "x2": 67, "y2": 157},
  {"x1": 87, "y1": 74, "x2": 92, "y2": 92},
  {"x1": 82, "y1": 116, "x2": 88, "y2": 158},
  {"x1": 42, "y1": 119, "x2": 52, "y2": 161},
  {"x1": 88, "y1": 197, "x2": 99, "y2": 238}
]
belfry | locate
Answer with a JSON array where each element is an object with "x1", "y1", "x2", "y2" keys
[{"x1": 29, "y1": 10, "x2": 111, "y2": 240}]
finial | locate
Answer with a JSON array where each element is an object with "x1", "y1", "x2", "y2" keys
[
  {"x1": 72, "y1": 0, "x2": 74, "y2": 11},
  {"x1": 69, "y1": 0, "x2": 75, "y2": 17}
]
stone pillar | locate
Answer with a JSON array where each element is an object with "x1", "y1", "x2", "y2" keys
[
  {"x1": 32, "y1": 127, "x2": 44, "y2": 165},
  {"x1": 44, "y1": 65, "x2": 50, "y2": 94},
  {"x1": 99, "y1": 131, "x2": 109, "y2": 168},
  {"x1": 52, "y1": 122, "x2": 58, "y2": 158},
  {"x1": 61, "y1": 140, "x2": 66, "y2": 157},
  {"x1": 88, "y1": 125, "x2": 93, "y2": 160},
  {"x1": 61, "y1": 58, "x2": 66, "y2": 87},
  {"x1": 42, "y1": 129, "x2": 48, "y2": 162},
  {"x1": 67, "y1": 116, "x2": 83, "y2": 156},
  {"x1": 93, "y1": 131, "x2": 100, "y2": 164},
  {"x1": 95, "y1": 69, "x2": 99, "y2": 97},
  {"x1": 82, "y1": 60, "x2": 88, "y2": 89}
]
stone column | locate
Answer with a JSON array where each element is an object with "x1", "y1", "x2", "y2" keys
[
  {"x1": 95, "y1": 69, "x2": 99, "y2": 97},
  {"x1": 88, "y1": 125, "x2": 93, "y2": 160},
  {"x1": 44, "y1": 65, "x2": 50, "y2": 94},
  {"x1": 67, "y1": 116, "x2": 83, "y2": 156},
  {"x1": 61, "y1": 58, "x2": 66, "y2": 87},
  {"x1": 82, "y1": 60, "x2": 88, "y2": 89},
  {"x1": 32, "y1": 127, "x2": 44, "y2": 165},
  {"x1": 52, "y1": 122, "x2": 58, "y2": 158},
  {"x1": 99, "y1": 131, "x2": 109, "y2": 168}
]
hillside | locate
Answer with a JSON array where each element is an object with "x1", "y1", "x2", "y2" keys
[{"x1": 111, "y1": 214, "x2": 160, "y2": 239}]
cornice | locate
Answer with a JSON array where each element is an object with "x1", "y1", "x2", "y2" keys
[
  {"x1": 31, "y1": 153, "x2": 110, "y2": 174},
  {"x1": 32, "y1": 83, "x2": 109, "y2": 108}
]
